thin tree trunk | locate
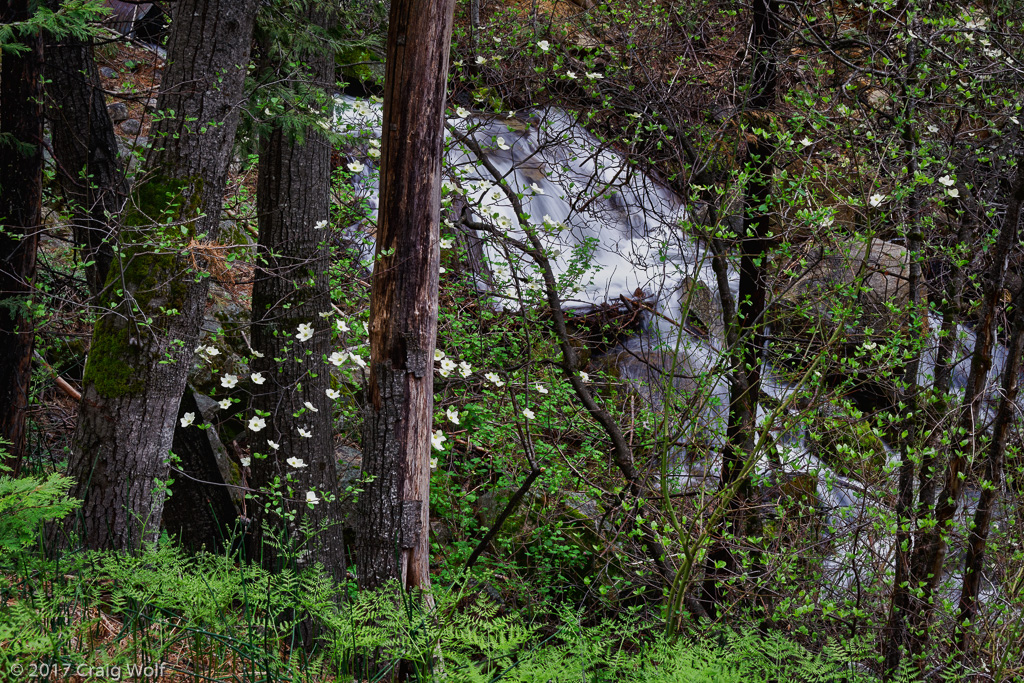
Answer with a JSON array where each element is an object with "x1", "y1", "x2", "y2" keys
[
  {"x1": 43, "y1": 0, "x2": 125, "y2": 297},
  {"x1": 907, "y1": 154, "x2": 1024, "y2": 655},
  {"x1": 955, "y1": 289, "x2": 1024, "y2": 663},
  {"x1": 65, "y1": 0, "x2": 258, "y2": 551},
  {"x1": 698, "y1": 0, "x2": 777, "y2": 616},
  {"x1": 0, "y1": 0, "x2": 43, "y2": 476},
  {"x1": 249, "y1": 2, "x2": 345, "y2": 580},
  {"x1": 883, "y1": 100, "x2": 924, "y2": 676},
  {"x1": 357, "y1": 0, "x2": 457, "y2": 591}
]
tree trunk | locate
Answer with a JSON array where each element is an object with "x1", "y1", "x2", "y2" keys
[
  {"x1": 43, "y1": 0, "x2": 125, "y2": 297},
  {"x1": 955, "y1": 288, "x2": 1024, "y2": 662},
  {"x1": 65, "y1": 0, "x2": 258, "y2": 551},
  {"x1": 162, "y1": 387, "x2": 240, "y2": 552},
  {"x1": 907, "y1": 154, "x2": 1024, "y2": 655},
  {"x1": 249, "y1": 3, "x2": 346, "y2": 580},
  {"x1": 356, "y1": 0, "x2": 457, "y2": 591},
  {"x1": 698, "y1": 0, "x2": 777, "y2": 616},
  {"x1": 0, "y1": 0, "x2": 43, "y2": 476}
]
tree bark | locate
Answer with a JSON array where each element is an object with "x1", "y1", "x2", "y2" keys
[
  {"x1": 907, "y1": 154, "x2": 1024, "y2": 655},
  {"x1": 43, "y1": 0, "x2": 125, "y2": 297},
  {"x1": 698, "y1": 0, "x2": 777, "y2": 616},
  {"x1": 162, "y1": 387, "x2": 240, "y2": 552},
  {"x1": 955, "y1": 288, "x2": 1024, "y2": 662},
  {"x1": 66, "y1": 0, "x2": 258, "y2": 551},
  {"x1": 356, "y1": 0, "x2": 457, "y2": 591},
  {"x1": 0, "y1": 0, "x2": 44, "y2": 476},
  {"x1": 249, "y1": 2, "x2": 346, "y2": 580}
]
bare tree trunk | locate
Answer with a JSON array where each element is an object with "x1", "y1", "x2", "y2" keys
[
  {"x1": 955, "y1": 288, "x2": 1024, "y2": 663},
  {"x1": 699, "y1": 0, "x2": 777, "y2": 616},
  {"x1": 248, "y1": 2, "x2": 346, "y2": 580},
  {"x1": 0, "y1": 0, "x2": 43, "y2": 476},
  {"x1": 162, "y1": 387, "x2": 240, "y2": 551},
  {"x1": 43, "y1": 0, "x2": 125, "y2": 297},
  {"x1": 65, "y1": 0, "x2": 258, "y2": 551},
  {"x1": 907, "y1": 154, "x2": 1024, "y2": 655},
  {"x1": 356, "y1": 0, "x2": 457, "y2": 591},
  {"x1": 883, "y1": 98, "x2": 925, "y2": 677}
]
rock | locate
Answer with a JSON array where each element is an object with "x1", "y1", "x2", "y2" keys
[
  {"x1": 107, "y1": 102, "x2": 129, "y2": 123},
  {"x1": 769, "y1": 236, "x2": 928, "y2": 382},
  {"x1": 99, "y1": 66, "x2": 117, "y2": 79},
  {"x1": 145, "y1": 97, "x2": 159, "y2": 112},
  {"x1": 119, "y1": 118, "x2": 141, "y2": 135}
]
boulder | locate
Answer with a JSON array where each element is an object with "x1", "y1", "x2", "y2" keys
[{"x1": 769, "y1": 236, "x2": 928, "y2": 376}]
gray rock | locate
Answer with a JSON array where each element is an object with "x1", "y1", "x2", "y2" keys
[
  {"x1": 120, "y1": 118, "x2": 141, "y2": 135},
  {"x1": 145, "y1": 97, "x2": 159, "y2": 112},
  {"x1": 99, "y1": 66, "x2": 117, "y2": 79},
  {"x1": 107, "y1": 102, "x2": 129, "y2": 123}
]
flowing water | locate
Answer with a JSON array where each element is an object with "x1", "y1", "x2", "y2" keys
[{"x1": 334, "y1": 99, "x2": 1016, "y2": 588}]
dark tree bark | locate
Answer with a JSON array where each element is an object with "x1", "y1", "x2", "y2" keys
[
  {"x1": 883, "y1": 85, "x2": 925, "y2": 677},
  {"x1": 43, "y1": 0, "x2": 125, "y2": 297},
  {"x1": 356, "y1": 0, "x2": 457, "y2": 591},
  {"x1": 956, "y1": 287, "x2": 1024, "y2": 663},
  {"x1": 698, "y1": 0, "x2": 777, "y2": 616},
  {"x1": 248, "y1": 2, "x2": 346, "y2": 580},
  {"x1": 66, "y1": 0, "x2": 259, "y2": 551},
  {"x1": 162, "y1": 387, "x2": 240, "y2": 552},
  {"x1": 0, "y1": 0, "x2": 44, "y2": 475},
  {"x1": 906, "y1": 154, "x2": 1024, "y2": 655}
]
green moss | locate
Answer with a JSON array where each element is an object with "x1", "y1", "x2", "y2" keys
[{"x1": 83, "y1": 175, "x2": 204, "y2": 398}]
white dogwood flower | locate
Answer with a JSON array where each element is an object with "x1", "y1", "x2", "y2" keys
[
  {"x1": 306, "y1": 491, "x2": 320, "y2": 505},
  {"x1": 298, "y1": 428, "x2": 312, "y2": 438},
  {"x1": 496, "y1": 137, "x2": 510, "y2": 150},
  {"x1": 431, "y1": 429, "x2": 447, "y2": 451},
  {"x1": 313, "y1": 220, "x2": 328, "y2": 230},
  {"x1": 459, "y1": 361, "x2": 473, "y2": 378},
  {"x1": 522, "y1": 407, "x2": 535, "y2": 420},
  {"x1": 251, "y1": 372, "x2": 265, "y2": 385},
  {"x1": 303, "y1": 401, "x2": 318, "y2": 413},
  {"x1": 287, "y1": 457, "x2": 307, "y2": 468},
  {"x1": 296, "y1": 323, "x2": 314, "y2": 341},
  {"x1": 535, "y1": 384, "x2": 549, "y2": 394},
  {"x1": 485, "y1": 372, "x2": 505, "y2": 387},
  {"x1": 218, "y1": 399, "x2": 231, "y2": 409},
  {"x1": 347, "y1": 161, "x2": 364, "y2": 173},
  {"x1": 239, "y1": 456, "x2": 250, "y2": 467},
  {"x1": 538, "y1": 40, "x2": 550, "y2": 51},
  {"x1": 329, "y1": 351, "x2": 346, "y2": 366},
  {"x1": 446, "y1": 406, "x2": 460, "y2": 425},
  {"x1": 221, "y1": 374, "x2": 238, "y2": 389},
  {"x1": 869, "y1": 194, "x2": 886, "y2": 207},
  {"x1": 248, "y1": 416, "x2": 266, "y2": 432},
  {"x1": 180, "y1": 412, "x2": 195, "y2": 428},
  {"x1": 268, "y1": 440, "x2": 280, "y2": 450},
  {"x1": 326, "y1": 388, "x2": 340, "y2": 399}
]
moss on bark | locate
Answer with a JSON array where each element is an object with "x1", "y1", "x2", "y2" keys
[{"x1": 82, "y1": 175, "x2": 203, "y2": 398}]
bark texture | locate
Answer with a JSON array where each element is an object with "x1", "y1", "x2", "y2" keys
[
  {"x1": 67, "y1": 0, "x2": 258, "y2": 551},
  {"x1": 906, "y1": 154, "x2": 1024, "y2": 654},
  {"x1": 698, "y1": 0, "x2": 777, "y2": 615},
  {"x1": 0, "y1": 0, "x2": 43, "y2": 475},
  {"x1": 249, "y1": 2, "x2": 345, "y2": 579},
  {"x1": 162, "y1": 387, "x2": 240, "y2": 551},
  {"x1": 357, "y1": 0, "x2": 457, "y2": 591},
  {"x1": 43, "y1": 1, "x2": 125, "y2": 297},
  {"x1": 956, "y1": 287, "x2": 1024, "y2": 660}
]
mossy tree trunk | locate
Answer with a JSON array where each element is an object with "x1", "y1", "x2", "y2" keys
[
  {"x1": 356, "y1": 0, "x2": 457, "y2": 592},
  {"x1": 248, "y1": 2, "x2": 347, "y2": 580},
  {"x1": 66, "y1": 0, "x2": 259, "y2": 551},
  {"x1": 0, "y1": 0, "x2": 43, "y2": 475},
  {"x1": 43, "y1": 0, "x2": 126, "y2": 298}
]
